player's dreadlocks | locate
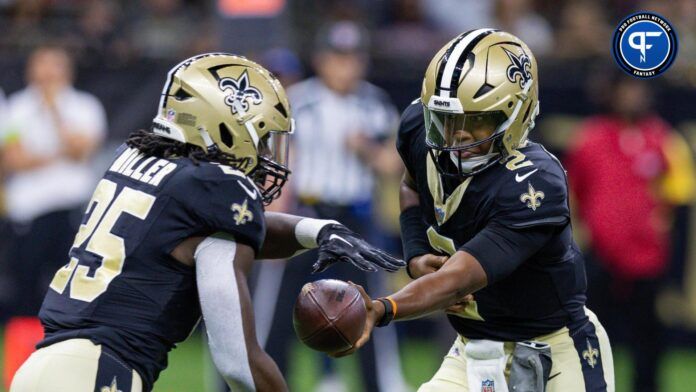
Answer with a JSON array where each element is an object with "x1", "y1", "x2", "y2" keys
[
  {"x1": 125, "y1": 129, "x2": 234, "y2": 166},
  {"x1": 125, "y1": 129, "x2": 287, "y2": 205}
]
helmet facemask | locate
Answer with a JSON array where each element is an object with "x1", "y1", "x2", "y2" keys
[
  {"x1": 250, "y1": 122, "x2": 293, "y2": 204},
  {"x1": 425, "y1": 108, "x2": 507, "y2": 178}
]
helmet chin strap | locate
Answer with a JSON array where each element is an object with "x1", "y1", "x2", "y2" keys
[
  {"x1": 197, "y1": 126, "x2": 217, "y2": 152},
  {"x1": 450, "y1": 151, "x2": 499, "y2": 174},
  {"x1": 448, "y1": 134, "x2": 500, "y2": 174}
]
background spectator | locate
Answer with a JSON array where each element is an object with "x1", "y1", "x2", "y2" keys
[
  {"x1": 257, "y1": 47, "x2": 304, "y2": 88},
  {"x1": 492, "y1": 0, "x2": 554, "y2": 56},
  {"x1": 553, "y1": 0, "x2": 612, "y2": 60},
  {"x1": 566, "y1": 72, "x2": 696, "y2": 392},
  {"x1": 420, "y1": 0, "x2": 494, "y2": 36},
  {"x1": 67, "y1": 0, "x2": 133, "y2": 68},
  {"x1": 262, "y1": 21, "x2": 408, "y2": 392},
  {"x1": 128, "y1": 0, "x2": 196, "y2": 60},
  {"x1": 0, "y1": 44, "x2": 106, "y2": 387},
  {"x1": 373, "y1": 0, "x2": 448, "y2": 74}
]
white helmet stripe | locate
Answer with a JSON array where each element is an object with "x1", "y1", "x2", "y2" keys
[
  {"x1": 230, "y1": 98, "x2": 261, "y2": 148},
  {"x1": 158, "y1": 54, "x2": 206, "y2": 110},
  {"x1": 157, "y1": 52, "x2": 235, "y2": 110},
  {"x1": 438, "y1": 28, "x2": 495, "y2": 97},
  {"x1": 244, "y1": 121, "x2": 260, "y2": 149}
]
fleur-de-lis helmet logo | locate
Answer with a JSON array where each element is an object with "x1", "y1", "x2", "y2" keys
[
  {"x1": 218, "y1": 70, "x2": 263, "y2": 114},
  {"x1": 503, "y1": 47, "x2": 532, "y2": 88}
]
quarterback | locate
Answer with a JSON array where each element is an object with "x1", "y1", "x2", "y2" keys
[
  {"x1": 10, "y1": 54, "x2": 403, "y2": 392},
  {"x1": 343, "y1": 30, "x2": 614, "y2": 391}
]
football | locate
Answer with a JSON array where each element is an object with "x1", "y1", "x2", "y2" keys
[{"x1": 293, "y1": 279, "x2": 367, "y2": 354}]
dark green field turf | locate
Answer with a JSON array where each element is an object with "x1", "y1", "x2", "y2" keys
[
  {"x1": 153, "y1": 333, "x2": 696, "y2": 392},
  {"x1": 3, "y1": 332, "x2": 695, "y2": 391}
]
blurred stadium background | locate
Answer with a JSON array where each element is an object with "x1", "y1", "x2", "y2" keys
[{"x1": 0, "y1": 0, "x2": 695, "y2": 391}]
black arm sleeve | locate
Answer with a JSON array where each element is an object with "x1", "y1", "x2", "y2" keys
[
  {"x1": 460, "y1": 223, "x2": 558, "y2": 284},
  {"x1": 399, "y1": 205, "x2": 432, "y2": 263}
]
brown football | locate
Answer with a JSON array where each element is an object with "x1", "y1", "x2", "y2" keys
[{"x1": 293, "y1": 279, "x2": 367, "y2": 354}]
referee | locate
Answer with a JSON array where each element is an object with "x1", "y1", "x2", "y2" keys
[{"x1": 261, "y1": 21, "x2": 408, "y2": 392}]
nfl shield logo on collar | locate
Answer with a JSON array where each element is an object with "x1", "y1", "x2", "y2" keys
[
  {"x1": 482, "y1": 379, "x2": 495, "y2": 392},
  {"x1": 434, "y1": 206, "x2": 446, "y2": 224}
]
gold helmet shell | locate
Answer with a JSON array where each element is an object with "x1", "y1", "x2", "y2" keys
[
  {"x1": 421, "y1": 29, "x2": 540, "y2": 177},
  {"x1": 153, "y1": 53, "x2": 293, "y2": 202}
]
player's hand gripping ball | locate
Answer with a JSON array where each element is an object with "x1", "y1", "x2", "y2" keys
[{"x1": 293, "y1": 279, "x2": 367, "y2": 354}]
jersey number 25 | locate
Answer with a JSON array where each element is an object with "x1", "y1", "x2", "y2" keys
[{"x1": 49, "y1": 179, "x2": 155, "y2": 302}]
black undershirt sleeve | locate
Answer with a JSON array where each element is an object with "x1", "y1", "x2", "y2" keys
[
  {"x1": 459, "y1": 222, "x2": 559, "y2": 284},
  {"x1": 400, "y1": 205, "x2": 432, "y2": 263}
]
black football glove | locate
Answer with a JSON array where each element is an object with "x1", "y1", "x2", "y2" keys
[{"x1": 313, "y1": 224, "x2": 406, "y2": 273}]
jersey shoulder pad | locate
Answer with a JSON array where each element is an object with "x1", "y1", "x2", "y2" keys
[
  {"x1": 190, "y1": 161, "x2": 255, "y2": 184},
  {"x1": 492, "y1": 144, "x2": 569, "y2": 229},
  {"x1": 396, "y1": 100, "x2": 425, "y2": 170},
  {"x1": 168, "y1": 162, "x2": 265, "y2": 252},
  {"x1": 397, "y1": 100, "x2": 424, "y2": 140}
]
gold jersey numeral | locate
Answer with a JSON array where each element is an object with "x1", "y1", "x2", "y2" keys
[
  {"x1": 505, "y1": 149, "x2": 533, "y2": 171},
  {"x1": 426, "y1": 226, "x2": 485, "y2": 321},
  {"x1": 426, "y1": 226, "x2": 457, "y2": 256},
  {"x1": 49, "y1": 179, "x2": 156, "y2": 302}
]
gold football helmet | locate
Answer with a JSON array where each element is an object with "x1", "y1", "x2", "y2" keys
[
  {"x1": 421, "y1": 29, "x2": 540, "y2": 177},
  {"x1": 153, "y1": 53, "x2": 293, "y2": 203}
]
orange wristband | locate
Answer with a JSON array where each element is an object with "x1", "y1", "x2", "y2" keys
[{"x1": 386, "y1": 296, "x2": 398, "y2": 319}]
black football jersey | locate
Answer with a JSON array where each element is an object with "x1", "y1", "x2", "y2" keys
[
  {"x1": 38, "y1": 144, "x2": 265, "y2": 391},
  {"x1": 397, "y1": 101, "x2": 588, "y2": 341}
]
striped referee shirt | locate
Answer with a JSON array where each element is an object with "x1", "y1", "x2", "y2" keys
[{"x1": 288, "y1": 77, "x2": 398, "y2": 205}]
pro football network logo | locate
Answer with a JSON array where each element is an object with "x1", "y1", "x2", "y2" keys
[{"x1": 612, "y1": 12, "x2": 678, "y2": 78}]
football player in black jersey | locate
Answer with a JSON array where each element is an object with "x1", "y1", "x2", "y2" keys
[
  {"x1": 10, "y1": 54, "x2": 403, "y2": 392},
  {"x1": 341, "y1": 30, "x2": 615, "y2": 391}
]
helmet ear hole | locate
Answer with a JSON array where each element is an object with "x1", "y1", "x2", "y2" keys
[
  {"x1": 219, "y1": 123, "x2": 233, "y2": 148},
  {"x1": 259, "y1": 121, "x2": 266, "y2": 129}
]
